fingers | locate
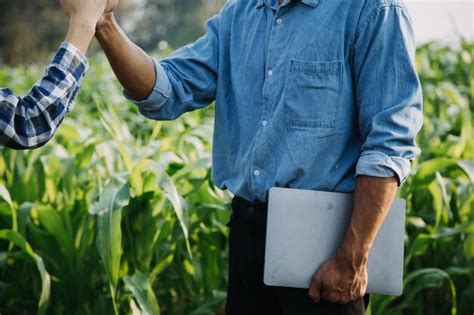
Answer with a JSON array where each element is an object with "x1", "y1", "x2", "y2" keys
[
  {"x1": 322, "y1": 290, "x2": 342, "y2": 303},
  {"x1": 310, "y1": 278, "x2": 364, "y2": 304},
  {"x1": 322, "y1": 289, "x2": 356, "y2": 304},
  {"x1": 322, "y1": 288, "x2": 363, "y2": 304},
  {"x1": 104, "y1": 0, "x2": 119, "y2": 15},
  {"x1": 308, "y1": 274, "x2": 322, "y2": 302}
]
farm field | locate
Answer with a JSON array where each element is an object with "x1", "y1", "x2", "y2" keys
[{"x1": 0, "y1": 40, "x2": 472, "y2": 315}]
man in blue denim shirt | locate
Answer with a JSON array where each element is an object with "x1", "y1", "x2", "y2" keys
[{"x1": 94, "y1": 0, "x2": 423, "y2": 313}]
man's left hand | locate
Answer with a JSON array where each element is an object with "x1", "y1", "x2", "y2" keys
[
  {"x1": 307, "y1": 175, "x2": 398, "y2": 304},
  {"x1": 308, "y1": 249, "x2": 368, "y2": 304}
]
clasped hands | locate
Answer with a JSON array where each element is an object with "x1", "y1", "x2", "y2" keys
[{"x1": 60, "y1": 0, "x2": 118, "y2": 54}]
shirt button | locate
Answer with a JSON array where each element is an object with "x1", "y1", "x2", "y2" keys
[
  {"x1": 276, "y1": 17, "x2": 283, "y2": 25},
  {"x1": 261, "y1": 120, "x2": 268, "y2": 127},
  {"x1": 267, "y1": 69, "x2": 273, "y2": 76},
  {"x1": 254, "y1": 169, "x2": 261, "y2": 176}
]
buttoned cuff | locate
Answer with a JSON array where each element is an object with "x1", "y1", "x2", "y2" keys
[
  {"x1": 124, "y1": 59, "x2": 172, "y2": 113},
  {"x1": 53, "y1": 42, "x2": 89, "y2": 82},
  {"x1": 355, "y1": 150, "x2": 411, "y2": 186}
]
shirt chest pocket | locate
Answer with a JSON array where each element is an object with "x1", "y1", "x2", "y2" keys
[{"x1": 283, "y1": 60, "x2": 343, "y2": 133}]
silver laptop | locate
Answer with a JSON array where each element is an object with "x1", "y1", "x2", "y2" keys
[{"x1": 264, "y1": 187, "x2": 406, "y2": 296}]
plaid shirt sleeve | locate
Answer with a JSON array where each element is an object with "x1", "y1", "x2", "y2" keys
[{"x1": 0, "y1": 42, "x2": 88, "y2": 150}]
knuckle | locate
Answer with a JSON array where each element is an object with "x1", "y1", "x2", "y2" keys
[{"x1": 322, "y1": 291, "x2": 336, "y2": 303}]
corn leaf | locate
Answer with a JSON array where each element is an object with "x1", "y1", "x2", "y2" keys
[
  {"x1": 90, "y1": 180, "x2": 129, "y2": 289},
  {"x1": 124, "y1": 272, "x2": 160, "y2": 315},
  {"x1": 0, "y1": 229, "x2": 51, "y2": 315}
]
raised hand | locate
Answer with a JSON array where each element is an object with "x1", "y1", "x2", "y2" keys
[
  {"x1": 105, "y1": 0, "x2": 119, "y2": 16},
  {"x1": 97, "y1": 0, "x2": 119, "y2": 29},
  {"x1": 59, "y1": 0, "x2": 109, "y2": 54},
  {"x1": 94, "y1": 0, "x2": 156, "y2": 102}
]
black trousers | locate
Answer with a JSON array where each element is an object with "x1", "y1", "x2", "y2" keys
[{"x1": 225, "y1": 196, "x2": 370, "y2": 315}]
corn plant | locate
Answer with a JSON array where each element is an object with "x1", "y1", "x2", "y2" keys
[
  {"x1": 370, "y1": 39, "x2": 473, "y2": 315},
  {"x1": 0, "y1": 41, "x2": 472, "y2": 315}
]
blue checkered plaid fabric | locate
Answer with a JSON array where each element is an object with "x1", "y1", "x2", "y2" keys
[{"x1": 0, "y1": 42, "x2": 88, "y2": 149}]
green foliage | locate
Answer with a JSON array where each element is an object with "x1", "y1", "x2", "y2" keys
[
  {"x1": 0, "y1": 41, "x2": 473, "y2": 315},
  {"x1": 0, "y1": 0, "x2": 226, "y2": 66},
  {"x1": 0, "y1": 52, "x2": 230, "y2": 315},
  {"x1": 0, "y1": 229, "x2": 51, "y2": 315},
  {"x1": 0, "y1": 0, "x2": 67, "y2": 65},
  {"x1": 369, "y1": 39, "x2": 473, "y2": 315}
]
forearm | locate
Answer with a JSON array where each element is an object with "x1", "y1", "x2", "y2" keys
[
  {"x1": 65, "y1": 18, "x2": 95, "y2": 54},
  {"x1": 338, "y1": 175, "x2": 398, "y2": 265},
  {"x1": 95, "y1": 14, "x2": 156, "y2": 101},
  {"x1": 0, "y1": 43, "x2": 87, "y2": 150}
]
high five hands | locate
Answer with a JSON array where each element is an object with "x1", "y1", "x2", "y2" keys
[
  {"x1": 59, "y1": 0, "x2": 118, "y2": 54},
  {"x1": 98, "y1": 0, "x2": 119, "y2": 28}
]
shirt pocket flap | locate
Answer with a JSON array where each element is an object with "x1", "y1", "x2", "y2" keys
[{"x1": 283, "y1": 59, "x2": 343, "y2": 131}]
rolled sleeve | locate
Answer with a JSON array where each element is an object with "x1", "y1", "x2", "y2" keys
[
  {"x1": 125, "y1": 9, "x2": 221, "y2": 121},
  {"x1": 356, "y1": 150, "x2": 411, "y2": 185},
  {"x1": 54, "y1": 42, "x2": 89, "y2": 82},
  {"x1": 124, "y1": 59, "x2": 172, "y2": 117}
]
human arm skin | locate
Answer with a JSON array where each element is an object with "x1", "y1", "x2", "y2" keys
[
  {"x1": 0, "y1": 0, "x2": 109, "y2": 149},
  {"x1": 95, "y1": 6, "x2": 221, "y2": 120},
  {"x1": 306, "y1": 1, "x2": 422, "y2": 304},
  {"x1": 61, "y1": 0, "x2": 110, "y2": 54},
  {"x1": 308, "y1": 175, "x2": 398, "y2": 303},
  {"x1": 95, "y1": 13, "x2": 156, "y2": 101}
]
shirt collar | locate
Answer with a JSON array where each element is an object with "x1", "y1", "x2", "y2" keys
[
  {"x1": 255, "y1": 0, "x2": 265, "y2": 8},
  {"x1": 301, "y1": 0, "x2": 319, "y2": 7},
  {"x1": 255, "y1": 0, "x2": 319, "y2": 9}
]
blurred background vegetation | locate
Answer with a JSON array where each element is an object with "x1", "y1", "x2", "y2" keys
[
  {"x1": 1, "y1": 41, "x2": 472, "y2": 315},
  {"x1": 0, "y1": 1, "x2": 473, "y2": 315},
  {"x1": 0, "y1": 0, "x2": 225, "y2": 65}
]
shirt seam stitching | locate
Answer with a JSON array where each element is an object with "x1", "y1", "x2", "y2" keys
[{"x1": 354, "y1": 4, "x2": 407, "y2": 45}]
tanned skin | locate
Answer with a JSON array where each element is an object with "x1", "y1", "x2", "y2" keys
[
  {"x1": 308, "y1": 175, "x2": 398, "y2": 303},
  {"x1": 95, "y1": 8, "x2": 154, "y2": 101},
  {"x1": 94, "y1": 0, "x2": 400, "y2": 304}
]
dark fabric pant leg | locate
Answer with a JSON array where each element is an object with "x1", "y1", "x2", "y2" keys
[
  {"x1": 225, "y1": 197, "x2": 282, "y2": 315},
  {"x1": 275, "y1": 287, "x2": 369, "y2": 315},
  {"x1": 225, "y1": 196, "x2": 369, "y2": 315}
]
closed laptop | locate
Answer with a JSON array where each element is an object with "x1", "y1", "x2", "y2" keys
[{"x1": 264, "y1": 187, "x2": 406, "y2": 296}]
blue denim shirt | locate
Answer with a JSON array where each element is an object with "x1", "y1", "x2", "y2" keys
[{"x1": 129, "y1": 0, "x2": 423, "y2": 202}]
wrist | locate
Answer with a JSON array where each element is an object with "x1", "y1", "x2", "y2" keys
[
  {"x1": 65, "y1": 19, "x2": 96, "y2": 55},
  {"x1": 338, "y1": 229, "x2": 371, "y2": 267},
  {"x1": 338, "y1": 243, "x2": 369, "y2": 267},
  {"x1": 96, "y1": 13, "x2": 116, "y2": 33},
  {"x1": 69, "y1": 15, "x2": 97, "y2": 34}
]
